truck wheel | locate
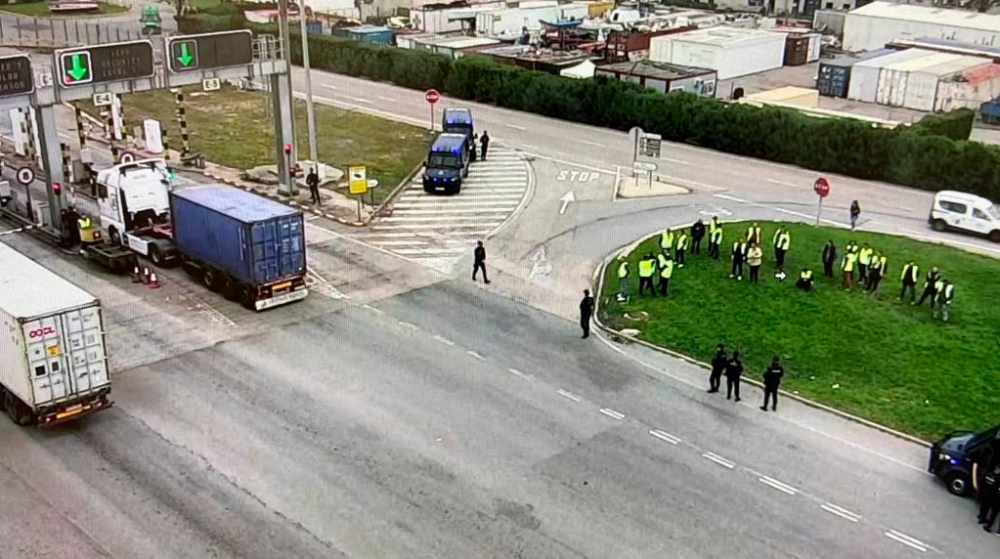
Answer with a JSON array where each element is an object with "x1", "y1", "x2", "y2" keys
[
  {"x1": 932, "y1": 219, "x2": 947, "y2": 232},
  {"x1": 220, "y1": 276, "x2": 237, "y2": 301},
  {"x1": 4, "y1": 392, "x2": 31, "y2": 426},
  {"x1": 149, "y1": 245, "x2": 163, "y2": 266},
  {"x1": 109, "y1": 228, "x2": 122, "y2": 246},
  {"x1": 944, "y1": 471, "x2": 971, "y2": 496},
  {"x1": 202, "y1": 269, "x2": 218, "y2": 292},
  {"x1": 989, "y1": 230, "x2": 1000, "y2": 243},
  {"x1": 239, "y1": 286, "x2": 256, "y2": 310}
]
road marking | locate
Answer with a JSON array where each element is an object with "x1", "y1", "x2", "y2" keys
[
  {"x1": 321, "y1": 84, "x2": 337, "y2": 90},
  {"x1": 377, "y1": 95, "x2": 394, "y2": 102},
  {"x1": 599, "y1": 408, "x2": 625, "y2": 420},
  {"x1": 649, "y1": 429, "x2": 681, "y2": 445},
  {"x1": 504, "y1": 123, "x2": 526, "y2": 131},
  {"x1": 579, "y1": 140, "x2": 604, "y2": 147},
  {"x1": 758, "y1": 476, "x2": 798, "y2": 496},
  {"x1": 394, "y1": 200, "x2": 521, "y2": 208},
  {"x1": 373, "y1": 223, "x2": 501, "y2": 230},
  {"x1": 343, "y1": 95, "x2": 372, "y2": 104},
  {"x1": 884, "y1": 530, "x2": 928, "y2": 553},
  {"x1": 508, "y1": 368, "x2": 532, "y2": 379},
  {"x1": 383, "y1": 216, "x2": 508, "y2": 223},
  {"x1": 362, "y1": 304, "x2": 383, "y2": 314},
  {"x1": 702, "y1": 452, "x2": 736, "y2": 469},
  {"x1": 557, "y1": 389, "x2": 582, "y2": 403},
  {"x1": 767, "y1": 178, "x2": 800, "y2": 188},
  {"x1": 397, "y1": 321, "x2": 419, "y2": 331},
  {"x1": 395, "y1": 247, "x2": 468, "y2": 256},
  {"x1": 433, "y1": 335, "x2": 455, "y2": 346},
  {"x1": 393, "y1": 208, "x2": 517, "y2": 215},
  {"x1": 467, "y1": 350, "x2": 485, "y2": 360},
  {"x1": 662, "y1": 157, "x2": 691, "y2": 165},
  {"x1": 714, "y1": 193, "x2": 849, "y2": 228},
  {"x1": 820, "y1": 503, "x2": 861, "y2": 523}
]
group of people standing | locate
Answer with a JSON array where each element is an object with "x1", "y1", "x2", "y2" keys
[{"x1": 709, "y1": 345, "x2": 786, "y2": 412}]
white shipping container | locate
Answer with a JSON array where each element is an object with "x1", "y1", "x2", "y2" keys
[
  {"x1": 0, "y1": 242, "x2": 111, "y2": 425},
  {"x1": 847, "y1": 49, "x2": 930, "y2": 103},
  {"x1": 413, "y1": 2, "x2": 505, "y2": 34},
  {"x1": 806, "y1": 33, "x2": 821, "y2": 63},
  {"x1": 844, "y1": 1, "x2": 1000, "y2": 53},
  {"x1": 875, "y1": 52, "x2": 954, "y2": 107},
  {"x1": 650, "y1": 28, "x2": 786, "y2": 80},
  {"x1": 935, "y1": 64, "x2": 1000, "y2": 111},
  {"x1": 903, "y1": 55, "x2": 989, "y2": 111}
]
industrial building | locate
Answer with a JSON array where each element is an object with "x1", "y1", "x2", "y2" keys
[
  {"x1": 595, "y1": 60, "x2": 718, "y2": 97},
  {"x1": 396, "y1": 34, "x2": 502, "y2": 57},
  {"x1": 649, "y1": 27, "x2": 787, "y2": 80},
  {"x1": 843, "y1": 2, "x2": 1000, "y2": 52}
]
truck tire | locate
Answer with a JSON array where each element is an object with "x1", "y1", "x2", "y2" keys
[
  {"x1": 4, "y1": 392, "x2": 31, "y2": 426},
  {"x1": 149, "y1": 245, "x2": 163, "y2": 266},
  {"x1": 109, "y1": 228, "x2": 122, "y2": 246},
  {"x1": 202, "y1": 269, "x2": 218, "y2": 292},
  {"x1": 220, "y1": 276, "x2": 237, "y2": 301},
  {"x1": 239, "y1": 285, "x2": 256, "y2": 310}
]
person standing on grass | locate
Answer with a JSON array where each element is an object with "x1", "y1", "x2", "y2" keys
[
  {"x1": 657, "y1": 252, "x2": 674, "y2": 296},
  {"x1": 579, "y1": 289, "x2": 594, "y2": 339},
  {"x1": 473, "y1": 240, "x2": 490, "y2": 284},
  {"x1": 616, "y1": 257, "x2": 629, "y2": 302},
  {"x1": 747, "y1": 242, "x2": 763, "y2": 284},
  {"x1": 691, "y1": 218, "x2": 706, "y2": 254},
  {"x1": 899, "y1": 261, "x2": 919, "y2": 303},
  {"x1": 822, "y1": 240, "x2": 837, "y2": 279},
  {"x1": 867, "y1": 253, "x2": 887, "y2": 294},
  {"x1": 725, "y1": 351, "x2": 744, "y2": 402},
  {"x1": 933, "y1": 279, "x2": 954, "y2": 322},
  {"x1": 858, "y1": 243, "x2": 873, "y2": 285},
  {"x1": 917, "y1": 266, "x2": 941, "y2": 308},
  {"x1": 708, "y1": 224, "x2": 723, "y2": 260},
  {"x1": 850, "y1": 200, "x2": 861, "y2": 230},
  {"x1": 774, "y1": 227, "x2": 791, "y2": 273},
  {"x1": 708, "y1": 344, "x2": 727, "y2": 393},
  {"x1": 638, "y1": 253, "x2": 657, "y2": 296},
  {"x1": 760, "y1": 357, "x2": 784, "y2": 412},
  {"x1": 746, "y1": 222, "x2": 762, "y2": 245},
  {"x1": 730, "y1": 237, "x2": 747, "y2": 281},
  {"x1": 841, "y1": 247, "x2": 858, "y2": 290},
  {"x1": 676, "y1": 229, "x2": 689, "y2": 268}
]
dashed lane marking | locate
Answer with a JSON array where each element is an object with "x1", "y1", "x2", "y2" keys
[
  {"x1": 599, "y1": 408, "x2": 626, "y2": 420},
  {"x1": 579, "y1": 140, "x2": 604, "y2": 148},
  {"x1": 467, "y1": 350, "x2": 485, "y2": 360},
  {"x1": 702, "y1": 452, "x2": 736, "y2": 470},
  {"x1": 362, "y1": 304, "x2": 383, "y2": 314},
  {"x1": 508, "y1": 368, "x2": 532, "y2": 380},
  {"x1": 758, "y1": 476, "x2": 798, "y2": 496},
  {"x1": 557, "y1": 389, "x2": 582, "y2": 403},
  {"x1": 504, "y1": 123, "x2": 526, "y2": 131},
  {"x1": 397, "y1": 321, "x2": 419, "y2": 331},
  {"x1": 434, "y1": 335, "x2": 455, "y2": 346},
  {"x1": 884, "y1": 530, "x2": 928, "y2": 553},
  {"x1": 820, "y1": 503, "x2": 862, "y2": 523},
  {"x1": 649, "y1": 429, "x2": 681, "y2": 445}
]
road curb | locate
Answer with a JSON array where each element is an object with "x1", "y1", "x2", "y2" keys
[
  {"x1": 591, "y1": 229, "x2": 932, "y2": 449},
  {"x1": 368, "y1": 159, "x2": 424, "y2": 225}
]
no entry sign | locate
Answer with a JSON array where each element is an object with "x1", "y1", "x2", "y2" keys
[
  {"x1": 814, "y1": 177, "x2": 830, "y2": 198},
  {"x1": 424, "y1": 89, "x2": 440, "y2": 104}
]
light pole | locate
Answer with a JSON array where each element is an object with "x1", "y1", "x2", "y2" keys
[
  {"x1": 277, "y1": 0, "x2": 298, "y2": 193},
  {"x1": 298, "y1": 1, "x2": 319, "y2": 177}
]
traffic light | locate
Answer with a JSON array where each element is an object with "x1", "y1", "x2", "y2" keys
[
  {"x1": 283, "y1": 144, "x2": 293, "y2": 155},
  {"x1": 52, "y1": 182, "x2": 62, "y2": 196}
]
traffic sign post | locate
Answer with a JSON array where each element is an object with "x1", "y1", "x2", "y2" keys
[
  {"x1": 425, "y1": 89, "x2": 440, "y2": 131},
  {"x1": 0, "y1": 55, "x2": 34, "y2": 98},
  {"x1": 55, "y1": 41, "x2": 155, "y2": 88},
  {"x1": 16, "y1": 167, "x2": 35, "y2": 186},
  {"x1": 814, "y1": 177, "x2": 830, "y2": 225},
  {"x1": 349, "y1": 166, "x2": 368, "y2": 221},
  {"x1": 166, "y1": 31, "x2": 254, "y2": 74}
]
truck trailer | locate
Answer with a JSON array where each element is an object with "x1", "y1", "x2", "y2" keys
[
  {"x1": 170, "y1": 185, "x2": 309, "y2": 311},
  {"x1": 0, "y1": 241, "x2": 112, "y2": 426}
]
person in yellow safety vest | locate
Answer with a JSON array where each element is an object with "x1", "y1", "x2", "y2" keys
[
  {"x1": 841, "y1": 248, "x2": 858, "y2": 290},
  {"x1": 616, "y1": 257, "x2": 630, "y2": 301},
  {"x1": 709, "y1": 216, "x2": 721, "y2": 237},
  {"x1": 899, "y1": 261, "x2": 919, "y2": 303},
  {"x1": 660, "y1": 229, "x2": 675, "y2": 255},
  {"x1": 775, "y1": 229, "x2": 791, "y2": 272},
  {"x1": 796, "y1": 268, "x2": 814, "y2": 292},
  {"x1": 746, "y1": 222, "x2": 762, "y2": 245},
  {"x1": 933, "y1": 279, "x2": 954, "y2": 322},
  {"x1": 708, "y1": 224, "x2": 723, "y2": 260},
  {"x1": 676, "y1": 230, "x2": 689, "y2": 268},
  {"x1": 772, "y1": 226, "x2": 784, "y2": 257},
  {"x1": 638, "y1": 253, "x2": 658, "y2": 296},
  {"x1": 77, "y1": 216, "x2": 91, "y2": 230},
  {"x1": 857, "y1": 243, "x2": 873, "y2": 284},
  {"x1": 657, "y1": 253, "x2": 674, "y2": 296},
  {"x1": 746, "y1": 242, "x2": 763, "y2": 283},
  {"x1": 866, "y1": 254, "x2": 887, "y2": 294},
  {"x1": 730, "y1": 239, "x2": 748, "y2": 281}
]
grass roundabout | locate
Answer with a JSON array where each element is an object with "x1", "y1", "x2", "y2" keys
[{"x1": 598, "y1": 220, "x2": 1000, "y2": 440}]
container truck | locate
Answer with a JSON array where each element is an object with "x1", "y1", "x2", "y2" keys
[
  {"x1": 170, "y1": 185, "x2": 309, "y2": 311},
  {"x1": 0, "y1": 241, "x2": 112, "y2": 427}
]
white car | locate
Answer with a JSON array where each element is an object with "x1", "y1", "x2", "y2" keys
[{"x1": 929, "y1": 190, "x2": 1000, "y2": 243}]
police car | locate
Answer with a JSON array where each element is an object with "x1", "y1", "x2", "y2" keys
[
  {"x1": 929, "y1": 424, "x2": 999, "y2": 496},
  {"x1": 422, "y1": 133, "x2": 471, "y2": 195}
]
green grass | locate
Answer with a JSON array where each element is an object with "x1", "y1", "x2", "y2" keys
[
  {"x1": 599, "y1": 221, "x2": 1000, "y2": 440},
  {"x1": 187, "y1": 0, "x2": 222, "y2": 9},
  {"x1": 0, "y1": 1, "x2": 128, "y2": 16},
  {"x1": 78, "y1": 87, "x2": 433, "y2": 205}
]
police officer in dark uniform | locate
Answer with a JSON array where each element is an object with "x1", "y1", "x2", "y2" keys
[
  {"x1": 917, "y1": 266, "x2": 940, "y2": 308},
  {"x1": 306, "y1": 167, "x2": 320, "y2": 204},
  {"x1": 473, "y1": 240, "x2": 490, "y2": 284},
  {"x1": 691, "y1": 218, "x2": 706, "y2": 254},
  {"x1": 708, "y1": 344, "x2": 727, "y2": 393},
  {"x1": 760, "y1": 356, "x2": 784, "y2": 412},
  {"x1": 479, "y1": 131, "x2": 491, "y2": 161},
  {"x1": 979, "y1": 453, "x2": 1000, "y2": 532},
  {"x1": 579, "y1": 289, "x2": 594, "y2": 339},
  {"x1": 822, "y1": 240, "x2": 837, "y2": 278},
  {"x1": 725, "y1": 351, "x2": 744, "y2": 402}
]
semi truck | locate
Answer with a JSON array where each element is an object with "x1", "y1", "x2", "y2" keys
[
  {"x1": 0, "y1": 241, "x2": 112, "y2": 426},
  {"x1": 171, "y1": 185, "x2": 309, "y2": 311}
]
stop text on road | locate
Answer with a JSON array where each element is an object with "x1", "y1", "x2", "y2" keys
[
  {"x1": 424, "y1": 89, "x2": 441, "y2": 104},
  {"x1": 16, "y1": 167, "x2": 35, "y2": 185},
  {"x1": 814, "y1": 177, "x2": 830, "y2": 198},
  {"x1": 557, "y1": 170, "x2": 601, "y2": 182}
]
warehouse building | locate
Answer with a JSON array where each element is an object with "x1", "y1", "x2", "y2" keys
[
  {"x1": 843, "y1": 2, "x2": 1000, "y2": 52},
  {"x1": 649, "y1": 27, "x2": 787, "y2": 80},
  {"x1": 595, "y1": 60, "x2": 718, "y2": 97}
]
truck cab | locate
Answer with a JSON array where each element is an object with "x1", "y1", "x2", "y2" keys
[
  {"x1": 422, "y1": 134, "x2": 470, "y2": 195},
  {"x1": 96, "y1": 159, "x2": 177, "y2": 265},
  {"x1": 442, "y1": 108, "x2": 477, "y2": 161}
]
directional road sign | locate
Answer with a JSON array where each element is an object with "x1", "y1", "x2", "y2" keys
[
  {"x1": 56, "y1": 41, "x2": 155, "y2": 88},
  {"x1": 166, "y1": 31, "x2": 254, "y2": 74},
  {"x1": 0, "y1": 55, "x2": 34, "y2": 97}
]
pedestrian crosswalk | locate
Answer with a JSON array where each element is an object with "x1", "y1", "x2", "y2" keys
[{"x1": 360, "y1": 145, "x2": 530, "y2": 273}]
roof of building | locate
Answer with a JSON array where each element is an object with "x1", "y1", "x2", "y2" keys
[
  {"x1": 950, "y1": 62, "x2": 1000, "y2": 84},
  {"x1": 345, "y1": 25, "x2": 392, "y2": 34},
  {"x1": 899, "y1": 37, "x2": 1000, "y2": 58},
  {"x1": 821, "y1": 48, "x2": 897, "y2": 68},
  {"x1": 596, "y1": 60, "x2": 716, "y2": 80},
  {"x1": 919, "y1": 55, "x2": 990, "y2": 77},
  {"x1": 654, "y1": 27, "x2": 786, "y2": 48},
  {"x1": 414, "y1": 34, "x2": 500, "y2": 49},
  {"x1": 481, "y1": 45, "x2": 591, "y2": 66},
  {"x1": 848, "y1": 2, "x2": 1000, "y2": 32},
  {"x1": 883, "y1": 51, "x2": 960, "y2": 72},
  {"x1": 852, "y1": 47, "x2": 934, "y2": 69}
]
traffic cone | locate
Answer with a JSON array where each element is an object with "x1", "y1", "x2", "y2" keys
[
  {"x1": 148, "y1": 272, "x2": 160, "y2": 289},
  {"x1": 142, "y1": 267, "x2": 151, "y2": 284},
  {"x1": 131, "y1": 266, "x2": 142, "y2": 283}
]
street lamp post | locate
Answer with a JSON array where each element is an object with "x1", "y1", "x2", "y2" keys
[{"x1": 298, "y1": 1, "x2": 319, "y2": 177}]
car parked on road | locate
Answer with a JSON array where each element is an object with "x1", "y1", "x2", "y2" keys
[
  {"x1": 929, "y1": 424, "x2": 999, "y2": 496},
  {"x1": 422, "y1": 133, "x2": 470, "y2": 195},
  {"x1": 928, "y1": 190, "x2": 1000, "y2": 242}
]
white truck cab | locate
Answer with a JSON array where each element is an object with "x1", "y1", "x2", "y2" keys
[
  {"x1": 96, "y1": 159, "x2": 176, "y2": 264},
  {"x1": 929, "y1": 190, "x2": 1000, "y2": 243}
]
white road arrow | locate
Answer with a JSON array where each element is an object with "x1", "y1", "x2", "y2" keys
[{"x1": 559, "y1": 191, "x2": 576, "y2": 215}]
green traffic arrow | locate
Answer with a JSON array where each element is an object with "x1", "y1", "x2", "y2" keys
[
  {"x1": 177, "y1": 43, "x2": 194, "y2": 67},
  {"x1": 66, "y1": 54, "x2": 87, "y2": 81}
]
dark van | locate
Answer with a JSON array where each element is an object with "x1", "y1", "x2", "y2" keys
[
  {"x1": 929, "y1": 424, "x2": 1000, "y2": 496},
  {"x1": 422, "y1": 133, "x2": 470, "y2": 195},
  {"x1": 442, "y1": 108, "x2": 477, "y2": 161}
]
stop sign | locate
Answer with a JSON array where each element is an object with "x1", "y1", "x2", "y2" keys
[
  {"x1": 424, "y1": 89, "x2": 441, "y2": 104},
  {"x1": 814, "y1": 177, "x2": 830, "y2": 198}
]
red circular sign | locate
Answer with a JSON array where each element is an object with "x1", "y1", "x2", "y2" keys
[
  {"x1": 424, "y1": 89, "x2": 441, "y2": 104},
  {"x1": 814, "y1": 177, "x2": 830, "y2": 198}
]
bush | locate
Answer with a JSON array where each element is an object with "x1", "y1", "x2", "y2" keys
[
  {"x1": 176, "y1": 3, "x2": 246, "y2": 33},
  {"x1": 197, "y1": 20, "x2": 1000, "y2": 199}
]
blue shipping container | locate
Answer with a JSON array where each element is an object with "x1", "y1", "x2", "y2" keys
[{"x1": 170, "y1": 185, "x2": 306, "y2": 288}]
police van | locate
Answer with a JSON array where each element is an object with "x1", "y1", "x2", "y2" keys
[
  {"x1": 422, "y1": 133, "x2": 470, "y2": 195},
  {"x1": 929, "y1": 424, "x2": 999, "y2": 496},
  {"x1": 442, "y1": 108, "x2": 477, "y2": 161}
]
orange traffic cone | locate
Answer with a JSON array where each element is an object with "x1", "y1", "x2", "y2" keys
[
  {"x1": 131, "y1": 266, "x2": 142, "y2": 283},
  {"x1": 148, "y1": 272, "x2": 160, "y2": 289},
  {"x1": 142, "y1": 267, "x2": 151, "y2": 284}
]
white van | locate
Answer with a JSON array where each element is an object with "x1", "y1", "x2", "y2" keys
[{"x1": 929, "y1": 190, "x2": 1000, "y2": 242}]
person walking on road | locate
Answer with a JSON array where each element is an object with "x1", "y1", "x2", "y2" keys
[
  {"x1": 899, "y1": 261, "x2": 919, "y2": 303},
  {"x1": 708, "y1": 344, "x2": 727, "y2": 393},
  {"x1": 747, "y1": 242, "x2": 763, "y2": 284},
  {"x1": 841, "y1": 247, "x2": 858, "y2": 290},
  {"x1": 933, "y1": 279, "x2": 954, "y2": 322},
  {"x1": 579, "y1": 289, "x2": 594, "y2": 339},
  {"x1": 472, "y1": 240, "x2": 490, "y2": 284},
  {"x1": 822, "y1": 240, "x2": 837, "y2": 279},
  {"x1": 725, "y1": 351, "x2": 744, "y2": 402},
  {"x1": 760, "y1": 356, "x2": 785, "y2": 412},
  {"x1": 638, "y1": 253, "x2": 657, "y2": 296},
  {"x1": 479, "y1": 131, "x2": 490, "y2": 161},
  {"x1": 616, "y1": 257, "x2": 629, "y2": 302},
  {"x1": 676, "y1": 229, "x2": 689, "y2": 268},
  {"x1": 691, "y1": 219, "x2": 706, "y2": 255},
  {"x1": 850, "y1": 200, "x2": 861, "y2": 230},
  {"x1": 307, "y1": 168, "x2": 321, "y2": 205},
  {"x1": 979, "y1": 461, "x2": 1000, "y2": 532},
  {"x1": 917, "y1": 266, "x2": 941, "y2": 308}
]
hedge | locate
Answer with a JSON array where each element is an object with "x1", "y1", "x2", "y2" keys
[{"x1": 217, "y1": 20, "x2": 1000, "y2": 199}]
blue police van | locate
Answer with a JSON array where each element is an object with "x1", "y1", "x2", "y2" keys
[
  {"x1": 930, "y1": 424, "x2": 1000, "y2": 496},
  {"x1": 442, "y1": 108, "x2": 477, "y2": 161},
  {"x1": 422, "y1": 133, "x2": 470, "y2": 195}
]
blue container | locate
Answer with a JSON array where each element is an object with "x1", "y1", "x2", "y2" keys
[
  {"x1": 170, "y1": 185, "x2": 306, "y2": 288},
  {"x1": 306, "y1": 20, "x2": 322, "y2": 35},
  {"x1": 344, "y1": 25, "x2": 393, "y2": 45}
]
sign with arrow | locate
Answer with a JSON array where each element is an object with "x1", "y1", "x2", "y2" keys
[
  {"x1": 55, "y1": 41, "x2": 154, "y2": 88},
  {"x1": 165, "y1": 31, "x2": 253, "y2": 74},
  {"x1": 559, "y1": 191, "x2": 575, "y2": 215}
]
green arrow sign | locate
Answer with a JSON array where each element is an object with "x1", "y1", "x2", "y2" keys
[
  {"x1": 64, "y1": 53, "x2": 89, "y2": 83},
  {"x1": 177, "y1": 43, "x2": 194, "y2": 67}
]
